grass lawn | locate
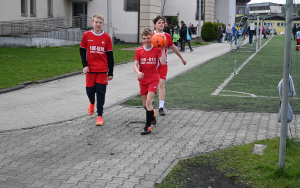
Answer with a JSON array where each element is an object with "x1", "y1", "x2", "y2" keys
[
  {"x1": 122, "y1": 35, "x2": 300, "y2": 114},
  {"x1": 156, "y1": 138, "x2": 300, "y2": 188},
  {"x1": 123, "y1": 35, "x2": 300, "y2": 187},
  {"x1": 0, "y1": 43, "x2": 140, "y2": 89}
]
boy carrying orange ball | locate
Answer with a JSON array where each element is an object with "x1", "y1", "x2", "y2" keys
[{"x1": 134, "y1": 28, "x2": 167, "y2": 135}]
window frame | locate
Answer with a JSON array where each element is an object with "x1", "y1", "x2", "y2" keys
[
  {"x1": 48, "y1": 0, "x2": 53, "y2": 18},
  {"x1": 124, "y1": 0, "x2": 138, "y2": 12},
  {"x1": 30, "y1": 0, "x2": 36, "y2": 17},
  {"x1": 277, "y1": 22, "x2": 284, "y2": 27},
  {"x1": 21, "y1": 0, "x2": 28, "y2": 17}
]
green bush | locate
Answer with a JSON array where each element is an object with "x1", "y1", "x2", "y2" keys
[
  {"x1": 201, "y1": 22, "x2": 225, "y2": 41},
  {"x1": 201, "y1": 22, "x2": 217, "y2": 41},
  {"x1": 171, "y1": 16, "x2": 179, "y2": 28}
]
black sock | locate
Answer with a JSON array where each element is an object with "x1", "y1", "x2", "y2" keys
[{"x1": 146, "y1": 110, "x2": 154, "y2": 127}]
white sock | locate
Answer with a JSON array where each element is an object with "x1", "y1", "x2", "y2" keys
[{"x1": 159, "y1": 101, "x2": 164, "y2": 109}]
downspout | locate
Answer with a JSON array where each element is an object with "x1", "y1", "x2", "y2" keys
[
  {"x1": 137, "y1": 0, "x2": 140, "y2": 43},
  {"x1": 162, "y1": 0, "x2": 166, "y2": 16}
]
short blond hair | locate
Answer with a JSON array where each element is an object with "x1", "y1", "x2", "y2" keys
[
  {"x1": 141, "y1": 27, "x2": 152, "y2": 38},
  {"x1": 92, "y1": 14, "x2": 104, "y2": 22}
]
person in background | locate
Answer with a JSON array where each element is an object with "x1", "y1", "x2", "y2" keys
[
  {"x1": 180, "y1": 20, "x2": 193, "y2": 51},
  {"x1": 292, "y1": 24, "x2": 297, "y2": 40},
  {"x1": 190, "y1": 24, "x2": 196, "y2": 34},
  {"x1": 172, "y1": 30, "x2": 180, "y2": 49},
  {"x1": 222, "y1": 25, "x2": 226, "y2": 42},
  {"x1": 217, "y1": 24, "x2": 223, "y2": 43},
  {"x1": 226, "y1": 23, "x2": 232, "y2": 43},
  {"x1": 163, "y1": 22, "x2": 171, "y2": 34},
  {"x1": 232, "y1": 22, "x2": 238, "y2": 45}
]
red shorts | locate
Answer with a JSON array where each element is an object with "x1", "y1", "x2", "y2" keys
[
  {"x1": 139, "y1": 79, "x2": 159, "y2": 95},
  {"x1": 158, "y1": 64, "x2": 168, "y2": 80},
  {"x1": 86, "y1": 73, "x2": 108, "y2": 87}
]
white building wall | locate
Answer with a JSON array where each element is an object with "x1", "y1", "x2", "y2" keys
[
  {"x1": 113, "y1": 0, "x2": 138, "y2": 43},
  {"x1": 87, "y1": 0, "x2": 139, "y2": 43},
  {"x1": 0, "y1": 0, "x2": 235, "y2": 44},
  {"x1": 228, "y1": 0, "x2": 236, "y2": 25},
  {"x1": 162, "y1": 0, "x2": 198, "y2": 27},
  {"x1": 0, "y1": 0, "x2": 70, "y2": 21},
  {"x1": 215, "y1": 0, "x2": 236, "y2": 25}
]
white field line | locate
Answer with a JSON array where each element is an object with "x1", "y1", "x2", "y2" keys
[{"x1": 211, "y1": 38, "x2": 272, "y2": 96}]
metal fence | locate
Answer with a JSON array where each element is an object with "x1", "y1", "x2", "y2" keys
[{"x1": 0, "y1": 16, "x2": 116, "y2": 42}]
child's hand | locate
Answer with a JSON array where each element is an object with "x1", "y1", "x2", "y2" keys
[
  {"x1": 83, "y1": 67, "x2": 89, "y2": 74},
  {"x1": 108, "y1": 76, "x2": 113, "y2": 81},
  {"x1": 138, "y1": 72, "x2": 144, "y2": 80}
]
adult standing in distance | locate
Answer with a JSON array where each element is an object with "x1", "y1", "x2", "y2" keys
[
  {"x1": 79, "y1": 14, "x2": 114, "y2": 126},
  {"x1": 153, "y1": 15, "x2": 187, "y2": 115}
]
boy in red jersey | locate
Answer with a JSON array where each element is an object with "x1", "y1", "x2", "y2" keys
[
  {"x1": 134, "y1": 28, "x2": 167, "y2": 135},
  {"x1": 79, "y1": 14, "x2": 114, "y2": 126},
  {"x1": 153, "y1": 16, "x2": 186, "y2": 116}
]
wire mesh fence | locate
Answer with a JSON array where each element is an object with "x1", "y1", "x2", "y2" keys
[{"x1": 0, "y1": 15, "x2": 116, "y2": 42}]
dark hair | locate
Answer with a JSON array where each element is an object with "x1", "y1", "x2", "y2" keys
[{"x1": 153, "y1": 15, "x2": 165, "y2": 24}]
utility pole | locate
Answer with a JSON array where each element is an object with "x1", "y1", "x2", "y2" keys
[
  {"x1": 279, "y1": 0, "x2": 293, "y2": 172},
  {"x1": 256, "y1": 15, "x2": 259, "y2": 52},
  {"x1": 107, "y1": 0, "x2": 113, "y2": 43},
  {"x1": 260, "y1": 19, "x2": 262, "y2": 49},
  {"x1": 196, "y1": 0, "x2": 202, "y2": 43}
]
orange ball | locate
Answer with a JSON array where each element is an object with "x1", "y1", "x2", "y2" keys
[{"x1": 151, "y1": 33, "x2": 167, "y2": 48}]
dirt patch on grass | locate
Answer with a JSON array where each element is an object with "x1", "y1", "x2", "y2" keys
[{"x1": 183, "y1": 164, "x2": 249, "y2": 188}]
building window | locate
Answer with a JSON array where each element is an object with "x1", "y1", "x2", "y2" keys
[
  {"x1": 30, "y1": 0, "x2": 36, "y2": 17},
  {"x1": 48, "y1": 0, "x2": 53, "y2": 17},
  {"x1": 21, "y1": 0, "x2": 28, "y2": 17},
  {"x1": 277, "y1": 22, "x2": 284, "y2": 27},
  {"x1": 124, "y1": 0, "x2": 138, "y2": 11},
  {"x1": 195, "y1": 0, "x2": 204, "y2": 20}
]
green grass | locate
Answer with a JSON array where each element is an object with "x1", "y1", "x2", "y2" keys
[
  {"x1": 122, "y1": 35, "x2": 300, "y2": 114},
  {"x1": 119, "y1": 35, "x2": 300, "y2": 188},
  {"x1": 0, "y1": 44, "x2": 139, "y2": 89},
  {"x1": 191, "y1": 40, "x2": 208, "y2": 46},
  {"x1": 156, "y1": 138, "x2": 300, "y2": 188}
]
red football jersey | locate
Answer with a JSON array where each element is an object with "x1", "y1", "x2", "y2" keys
[
  {"x1": 153, "y1": 31, "x2": 174, "y2": 64},
  {"x1": 134, "y1": 46, "x2": 162, "y2": 82},
  {"x1": 80, "y1": 30, "x2": 113, "y2": 72}
]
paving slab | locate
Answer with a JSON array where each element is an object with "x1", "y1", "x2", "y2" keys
[
  {"x1": 0, "y1": 42, "x2": 230, "y2": 132},
  {"x1": 0, "y1": 40, "x2": 289, "y2": 188},
  {"x1": 0, "y1": 106, "x2": 283, "y2": 188}
]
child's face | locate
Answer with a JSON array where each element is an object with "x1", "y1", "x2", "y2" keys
[
  {"x1": 154, "y1": 19, "x2": 164, "y2": 31},
  {"x1": 142, "y1": 34, "x2": 152, "y2": 47},
  {"x1": 92, "y1": 17, "x2": 104, "y2": 33}
]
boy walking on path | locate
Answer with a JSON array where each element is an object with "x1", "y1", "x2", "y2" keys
[
  {"x1": 79, "y1": 14, "x2": 114, "y2": 126},
  {"x1": 134, "y1": 28, "x2": 167, "y2": 135},
  {"x1": 153, "y1": 16, "x2": 186, "y2": 116}
]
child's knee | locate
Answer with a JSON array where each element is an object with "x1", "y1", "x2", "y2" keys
[{"x1": 158, "y1": 82, "x2": 165, "y2": 88}]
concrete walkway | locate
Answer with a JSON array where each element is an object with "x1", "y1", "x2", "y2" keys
[
  {"x1": 0, "y1": 42, "x2": 230, "y2": 132},
  {"x1": 0, "y1": 42, "x2": 283, "y2": 188}
]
